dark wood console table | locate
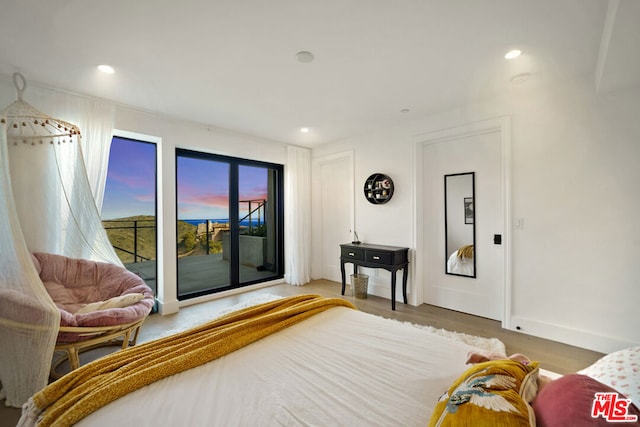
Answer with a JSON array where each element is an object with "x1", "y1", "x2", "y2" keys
[{"x1": 340, "y1": 243, "x2": 409, "y2": 310}]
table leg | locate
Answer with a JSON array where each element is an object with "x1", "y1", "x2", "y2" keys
[
  {"x1": 340, "y1": 260, "x2": 346, "y2": 295},
  {"x1": 402, "y1": 266, "x2": 408, "y2": 304},
  {"x1": 391, "y1": 270, "x2": 397, "y2": 311}
]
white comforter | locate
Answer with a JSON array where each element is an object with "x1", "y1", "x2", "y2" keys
[{"x1": 78, "y1": 307, "x2": 481, "y2": 427}]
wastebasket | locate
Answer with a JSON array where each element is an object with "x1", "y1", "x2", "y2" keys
[{"x1": 350, "y1": 273, "x2": 369, "y2": 299}]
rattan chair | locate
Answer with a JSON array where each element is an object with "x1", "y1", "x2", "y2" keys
[{"x1": 31, "y1": 252, "x2": 154, "y2": 377}]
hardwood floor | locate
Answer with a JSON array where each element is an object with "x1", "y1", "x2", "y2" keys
[{"x1": 0, "y1": 279, "x2": 605, "y2": 426}]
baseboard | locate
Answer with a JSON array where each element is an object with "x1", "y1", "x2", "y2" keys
[
  {"x1": 509, "y1": 315, "x2": 636, "y2": 354},
  {"x1": 366, "y1": 282, "x2": 416, "y2": 306}
]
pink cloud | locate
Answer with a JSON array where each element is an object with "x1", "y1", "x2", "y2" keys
[
  {"x1": 180, "y1": 193, "x2": 229, "y2": 208},
  {"x1": 108, "y1": 171, "x2": 152, "y2": 189},
  {"x1": 135, "y1": 193, "x2": 156, "y2": 203},
  {"x1": 239, "y1": 186, "x2": 268, "y2": 201}
]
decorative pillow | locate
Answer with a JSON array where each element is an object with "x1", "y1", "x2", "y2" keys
[
  {"x1": 74, "y1": 293, "x2": 145, "y2": 314},
  {"x1": 533, "y1": 374, "x2": 640, "y2": 426},
  {"x1": 428, "y1": 359, "x2": 539, "y2": 427},
  {"x1": 578, "y1": 346, "x2": 640, "y2": 409}
]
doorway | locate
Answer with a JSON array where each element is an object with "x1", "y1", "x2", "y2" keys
[
  {"x1": 311, "y1": 151, "x2": 354, "y2": 282},
  {"x1": 175, "y1": 148, "x2": 284, "y2": 300},
  {"x1": 414, "y1": 118, "x2": 511, "y2": 322}
]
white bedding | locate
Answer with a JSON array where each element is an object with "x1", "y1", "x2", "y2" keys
[
  {"x1": 77, "y1": 307, "x2": 484, "y2": 427},
  {"x1": 446, "y1": 251, "x2": 474, "y2": 275}
]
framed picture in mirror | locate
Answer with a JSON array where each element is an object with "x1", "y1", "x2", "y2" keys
[{"x1": 464, "y1": 197, "x2": 474, "y2": 224}]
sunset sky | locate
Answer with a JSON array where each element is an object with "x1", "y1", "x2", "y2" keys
[
  {"x1": 102, "y1": 137, "x2": 156, "y2": 220},
  {"x1": 102, "y1": 137, "x2": 268, "y2": 221}
]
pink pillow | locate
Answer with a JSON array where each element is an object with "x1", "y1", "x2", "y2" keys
[
  {"x1": 533, "y1": 374, "x2": 639, "y2": 426},
  {"x1": 579, "y1": 346, "x2": 640, "y2": 409}
]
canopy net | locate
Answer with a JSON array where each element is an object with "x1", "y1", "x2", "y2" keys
[{"x1": 0, "y1": 74, "x2": 121, "y2": 407}]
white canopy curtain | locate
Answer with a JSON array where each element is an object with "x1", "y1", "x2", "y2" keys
[
  {"x1": 0, "y1": 73, "x2": 118, "y2": 407},
  {"x1": 0, "y1": 124, "x2": 60, "y2": 408},
  {"x1": 284, "y1": 145, "x2": 312, "y2": 286}
]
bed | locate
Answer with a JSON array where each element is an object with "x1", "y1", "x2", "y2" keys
[
  {"x1": 18, "y1": 294, "x2": 640, "y2": 426},
  {"x1": 446, "y1": 245, "x2": 474, "y2": 275}
]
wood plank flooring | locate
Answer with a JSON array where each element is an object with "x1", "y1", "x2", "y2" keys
[{"x1": 0, "y1": 279, "x2": 605, "y2": 426}]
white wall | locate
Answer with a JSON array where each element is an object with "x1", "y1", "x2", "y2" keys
[{"x1": 311, "y1": 75, "x2": 640, "y2": 354}]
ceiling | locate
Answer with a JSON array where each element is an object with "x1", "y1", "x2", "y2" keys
[{"x1": 0, "y1": 0, "x2": 637, "y2": 147}]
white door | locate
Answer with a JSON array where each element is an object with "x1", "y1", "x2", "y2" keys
[
  {"x1": 312, "y1": 152, "x2": 354, "y2": 282},
  {"x1": 422, "y1": 130, "x2": 503, "y2": 320}
]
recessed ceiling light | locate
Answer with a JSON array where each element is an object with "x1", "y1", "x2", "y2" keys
[
  {"x1": 300, "y1": 127, "x2": 310, "y2": 133},
  {"x1": 504, "y1": 49, "x2": 522, "y2": 59},
  {"x1": 510, "y1": 72, "x2": 531, "y2": 84},
  {"x1": 98, "y1": 64, "x2": 115, "y2": 74},
  {"x1": 295, "y1": 51, "x2": 314, "y2": 63}
]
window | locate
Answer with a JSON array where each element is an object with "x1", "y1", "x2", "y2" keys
[
  {"x1": 176, "y1": 148, "x2": 283, "y2": 299},
  {"x1": 101, "y1": 134, "x2": 158, "y2": 302}
]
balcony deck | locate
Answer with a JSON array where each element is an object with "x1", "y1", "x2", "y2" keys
[{"x1": 125, "y1": 253, "x2": 276, "y2": 296}]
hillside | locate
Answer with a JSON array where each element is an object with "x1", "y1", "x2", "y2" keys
[
  {"x1": 103, "y1": 215, "x2": 159, "y2": 263},
  {"x1": 104, "y1": 216, "x2": 218, "y2": 262}
]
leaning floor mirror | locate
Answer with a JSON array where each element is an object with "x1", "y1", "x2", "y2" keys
[{"x1": 444, "y1": 172, "x2": 476, "y2": 278}]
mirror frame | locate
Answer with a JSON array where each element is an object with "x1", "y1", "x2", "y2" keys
[{"x1": 444, "y1": 172, "x2": 476, "y2": 278}]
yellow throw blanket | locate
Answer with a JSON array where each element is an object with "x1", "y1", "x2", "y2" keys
[
  {"x1": 20, "y1": 294, "x2": 356, "y2": 427},
  {"x1": 457, "y1": 245, "x2": 474, "y2": 260}
]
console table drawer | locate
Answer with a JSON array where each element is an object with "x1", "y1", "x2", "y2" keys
[
  {"x1": 341, "y1": 247, "x2": 364, "y2": 260},
  {"x1": 366, "y1": 250, "x2": 391, "y2": 264}
]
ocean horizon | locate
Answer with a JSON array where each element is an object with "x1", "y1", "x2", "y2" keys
[
  {"x1": 182, "y1": 218, "x2": 260, "y2": 227},
  {"x1": 103, "y1": 217, "x2": 261, "y2": 227}
]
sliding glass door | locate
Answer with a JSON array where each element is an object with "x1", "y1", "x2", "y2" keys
[{"x1": 176, "y1": 149, "x2": 283, "y2": 300}]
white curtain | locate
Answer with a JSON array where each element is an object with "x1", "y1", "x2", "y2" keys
[
  {"x1": 3, "y1": 80, "x2": 116, "y2": 211},
  {"x1": 0, "y1": 121, "x2": 61, "y2": 408},
  {"x1": 9, "y1": 135, "x2": 122, "y2": 264},
  {"x1": 2, "y1": 79, "x2": 119, "y2": 264},
  {"x1": 49, "y1": 94, "x2": 115, "y2": 212},
  {"x1": 284, "y1": 145, "x2": 311, "y2": 286},
  {"x1": 0, "y1": 75, "x2": 119, "y2": 407}
]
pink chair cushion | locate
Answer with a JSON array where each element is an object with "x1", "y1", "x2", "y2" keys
[{"x1": 33, "y1": 252, "x2": 154, "y2": 343}]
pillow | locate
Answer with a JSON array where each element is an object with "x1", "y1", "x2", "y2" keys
[
  {"x1": 428, "y1": 359, "x2": 539, "y2": 427},
  {"x1": 578, "y1": 346, "x2": 640, "y2": 409},
  {"x1": 75, "y1": 293, "x2": 145, "y2": 314},
  {"x1": 533, "y1": 374, "x2": 640, "y2": 426}
]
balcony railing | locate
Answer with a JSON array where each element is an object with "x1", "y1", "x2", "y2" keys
[
  {"x1": 240, "y1": 199, "x2": 266, "y2": 232},
  {"x1": 102, "y1": 199, "x2": 265, "y2": 263},
  {"x1": 102, "y1": 219, "x2": 156, "y2": 263}
]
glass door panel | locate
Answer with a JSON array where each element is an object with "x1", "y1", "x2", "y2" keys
[
  {"x1": 102, "y1": 136, "x2": 157, "y2": 307},
  {"x1": 176, "y1": 154, "x2": 230, "y2": 298},
  {"x1": 238, "y1": 165, "x2": 278, "y2": 283}
]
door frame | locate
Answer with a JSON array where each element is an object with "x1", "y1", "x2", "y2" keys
[
  {"x1": 311, "y1": 150, "x2": 355, "y2": 281},
  {"x1": 412, "y1": 116, "x2": 512, "y2": 328},
  {"x1": 174, "y1": 148, "x2": 285, "y2": 300}
]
